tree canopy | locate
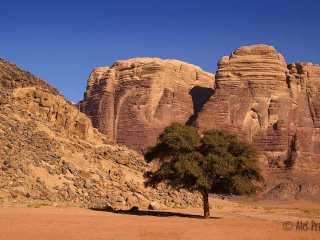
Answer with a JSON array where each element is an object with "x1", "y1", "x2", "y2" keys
[{"x1": 145, "y1": 123, "x2": 264, "y2": 218}]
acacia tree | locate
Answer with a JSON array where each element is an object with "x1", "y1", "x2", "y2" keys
[{"x1": 145, "y1": 123, "x2": 263, "y2": 219}]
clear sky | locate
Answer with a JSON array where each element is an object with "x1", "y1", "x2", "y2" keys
[{"x1": 1, "y1": 0, "x2": 319, "y2": 102}]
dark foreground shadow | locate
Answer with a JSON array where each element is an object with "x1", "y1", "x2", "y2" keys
[{"x1": 90, "y1": 206, "x2": 219, "y2": 219}]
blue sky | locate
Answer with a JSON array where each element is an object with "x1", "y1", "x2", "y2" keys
[{"x1": 1, "y1": 0, "x2": 319, "y2": 102}]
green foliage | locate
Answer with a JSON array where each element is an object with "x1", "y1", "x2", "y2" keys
[
  {"x1": 145, "y1": 123, "x2": 263, "y2": 196},
  {"x1": 145, "y1": 123, "x2": 200, "y2": 161}
]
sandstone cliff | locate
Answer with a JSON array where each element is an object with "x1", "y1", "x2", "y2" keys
[
  {"x1": 196, "y1": 45, "x2": 320, "y2": 200},
  {"x1": 0, "y1": 59, "x2": 201, "y2": 208},
  {"x1": 79, "y1": 58, "x2": 214, "y2": 151},
  {"x1": 79, "y1": 50, "x2": 320, "y2": 200}
]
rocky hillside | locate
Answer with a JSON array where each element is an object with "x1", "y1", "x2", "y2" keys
[
  {"x1": 0, "y1": 58, "x2": 201, "y2": 208},
  {"x1": 79, "y1": 58, "x2": 214, "y2": 151},
  {"x1": 80, "y1": 46, "x2": 320, "y2": 200}
]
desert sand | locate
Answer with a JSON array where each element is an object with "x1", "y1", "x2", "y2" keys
[{"x1": 1, "y1": 199, "x2": 319, "y2": 240}]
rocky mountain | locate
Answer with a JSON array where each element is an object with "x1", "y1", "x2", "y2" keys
[
  {"x1": 81, "y1": 45, "x2": 320, "y2": 200},
  {"x1": 79, "y1": 58, "x2": 214, "y2": 151},
  {"x1": 196, "y1": 45, "x2": 320, "y2": 200},
  {"x1": 0, "y1": 58, "x2": 201, "y2": 208},
  {"x1": 1, "y1": 44, "x2": 319, "y2": 204}
]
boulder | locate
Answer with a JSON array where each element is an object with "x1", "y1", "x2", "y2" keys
[{"x1": 148, "y1": 201, "x2": 161, "y2": 210}]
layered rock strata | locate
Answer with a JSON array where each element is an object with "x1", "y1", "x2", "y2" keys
[
  {"x1": 79, "y1": 58, "x2": 214, "y2": 151},
  {"x1": 196, "y1": 45, "x2": 320, "y2": 199}
]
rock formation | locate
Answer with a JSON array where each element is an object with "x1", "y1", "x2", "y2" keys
[
  {"x1": 79, "y1": 58, "x2": 214, "y2": 151},
  {"x1": 195, "y1": 45, "x2": 320, "y2": 199},
  {"x1": 2, "y1": 44, "x2": 320, "y2": 203},
  {"x1": 0, "y1": 58, "x2": 201, "y2": 208},
  {"x1": 79, "y1": 49, "x2": 320, "y2": 200}
]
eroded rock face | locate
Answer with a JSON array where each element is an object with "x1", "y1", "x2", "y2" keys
[
  {"x1": 286, "y1": 62, "x2": 320, "y2": 171},
  {"x1": 197, "y1": 45, "x2": 289, "y2": 166},
  {"x1": 196, "y1": 45, "x2": 320, "y2": 178},
  {"x1": 79, "y1": 58, "x2": 214, "y2": 151},
  {"x1": 12, "y1": 87, "x2": 104, "y2": 143},
  {"x1": 0, "y1": 58, "x2": 202, "y2": 208},
  {"x1": 79, "y1": 50, "x2": 320, "y2": 200}
]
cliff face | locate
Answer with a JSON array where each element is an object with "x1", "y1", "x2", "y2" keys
[
  {"x1": 195, "y1": 45, "x2": 320, "y2": 199},
  {"x1": 79, "y1": 49, "x2": 320, "y2": 200},
  {"x1": 196, "y1": 45, "x2": 320, "y2": 172},
  {"x1": 79, "y1": 58, "x2": 214, "y2": 151},
  {"x1": 286, "y1": 62, "x2": 320, "y2": 171},
  {"x1": 197, "y1": 45, "x2": 290, "y2": 166},
  {"x1": 0, "y1": 59, "x2": 201, "y2": 208}
]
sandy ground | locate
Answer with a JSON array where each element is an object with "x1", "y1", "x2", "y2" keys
[{"x1": 1, "y1": 199, "x2": 319, "y2": 240}]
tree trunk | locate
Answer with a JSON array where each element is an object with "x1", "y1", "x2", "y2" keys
[{"x1": 201, "y1": 189, "x2": 210, "y2": 219}]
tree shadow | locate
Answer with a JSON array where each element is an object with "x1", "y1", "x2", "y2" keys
[{"x1": 89, "y1": 206, "x2": 219, "y2": 219}]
